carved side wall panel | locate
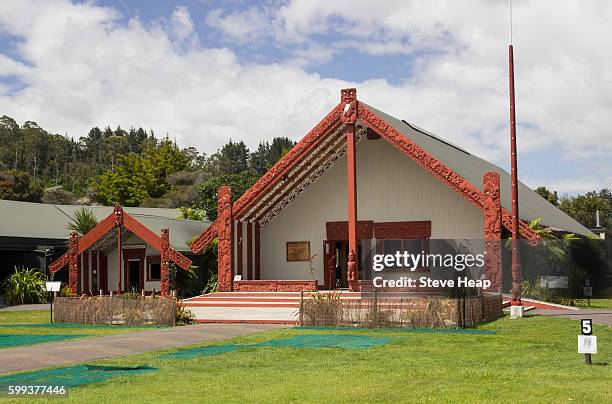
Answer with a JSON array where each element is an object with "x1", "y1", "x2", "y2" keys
[
  {"x1": 483, "y1": 172, "x2": 502, "y2": 291},
  {"x1": 217, "y1": 186, "x2": 233, "y2": 291}
]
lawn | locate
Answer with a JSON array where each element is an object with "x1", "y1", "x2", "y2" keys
[
  {"x1": 576, "y1": 298, "x2": 612, "y2": 309},
  {"x1": 0, "y1": 311, "x2": 163, "y2": 349},
  {"x1": 2, "y1": 315, "x2": 611, "y2": 403}
]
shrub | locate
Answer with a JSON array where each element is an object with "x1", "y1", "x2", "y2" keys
[
  {"x1": 2, "y1": 266, "x2": 48, "y2": 305},
  {"x1": 175, "y1": 301, "x2": 195, "y2": 325},
  {"x1": 202, "y1": 272, "x2": 218, "y2": 294}
]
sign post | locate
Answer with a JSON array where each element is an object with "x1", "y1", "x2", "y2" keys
[
  {"x1": 578, "y1": 319, "x2": 596, "y2": 365},
  {"x1": 583, "y1": 279, "x2": 592, "y2": 308},
  {"x1": 44, "y1": 282, "x2": 61, "y2": 324}
]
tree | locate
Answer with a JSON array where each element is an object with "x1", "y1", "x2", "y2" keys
[
  {"x1": 67, "y1": 207, "x2": 99, "y2": 235},
  {"x1": 559, "y1": 192, "x2": 610, "y2": 229},
  {"x1": 211, "y1": 140, "x2": 249, "y2": 175},
  {"x1": 199, "y1": 171, "x2": 260, "y2": 220},
  {"x1": 95, "y1": 139, "x2": 189, "y2": 206},
  {"x1": 249, "y1": 142, "x2": 270, "y2": 175},
  {"x1": 269, "y1": 137, "x2": 294, "y2": 164},
  {"x1": 0, "y1": 170, "x2": 42, "y2": 202},
  {"x1": 535, "y1": 186, "x2": 558, "y2": 206}
]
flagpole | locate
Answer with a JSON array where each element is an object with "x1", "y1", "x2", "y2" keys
[{"x1": 508, "y1": 0, "x2": 524, "y2": 318}]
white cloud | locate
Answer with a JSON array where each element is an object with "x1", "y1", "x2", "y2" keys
[{"x1": 0, "y1": 0, "x2": 610, "y2": 195}]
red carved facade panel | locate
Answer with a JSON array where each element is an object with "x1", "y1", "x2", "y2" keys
[
  {"x1": 373, "y1": 221, "x2": 432, "y2": 240},
  {"x1": 160, "y1": 228, "x2": 170, "y2": 296},
  {"x1": 233, "y1": 280, "x2": 317, "y2": 292},
  {"x1": 68, "y1": 232, "x2": 79, "y2": 295},
  {"x1": 483, "y1": 172, "x2": 502, "y2": 291},
  {"x1": 326, "y1": 221, "x2": 374, "y2": 240},
  {"x1": 217, "y1": 186, "x2": 233, "y2": 291}
]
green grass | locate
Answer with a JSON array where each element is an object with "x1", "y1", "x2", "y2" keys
[
  {"x1": 0, "y1": 311, "x2": 161, "y2": 348},
  {"x1": 576, "y1": 298, "x2": 612, "y2": 309},
  {"x1": 3, "y1": 315, "x2": 611, "y2": 403}
]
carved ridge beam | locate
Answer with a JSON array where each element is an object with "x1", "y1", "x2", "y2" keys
[
  {"x1": 248, "y1": 127, "x2": 348, "y2": 223},
  {"x1": 232, "y1": 104, "x2": 344, "y2": 218},
  {"x1": 358, "y1": 103, "x2": 539, "y2": 241},
  {"x1": 240, "y1": 124, "x2": 346, "y2": 222},
  {"x1": 258, "y1": 128, "x2": 366, "y2": 227},
  {"x1": 190, "y1": 220, "x2": 218, "y2": 253}
]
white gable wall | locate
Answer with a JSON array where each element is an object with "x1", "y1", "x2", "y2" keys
[{"x1": 259, "y1": 137, "x2": 484, "y2": 284}]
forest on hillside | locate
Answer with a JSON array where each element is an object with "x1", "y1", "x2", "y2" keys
[
  {"x1": 0, "y1": 114, "x2": 609, "y2": 228},
  {"x1": 0, "y1": 115, "x2": 293, "y2": 220}
]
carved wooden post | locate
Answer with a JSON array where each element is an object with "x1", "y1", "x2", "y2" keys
[
  {"x1": 483, "y1": 172, "x2": 502, "y2": 292},
  {"x1": 68, "y1": 231, "x2": 79, "y2": 295},
  {"x1": 160, "y1": 228, "x2": 170, "y2": 296},
  {"x1": 342, "y1": 88, "x2": 360, "y2": 291},
  {"x1": 217, "y1": 186, "x2": 233, "y2": 291}
]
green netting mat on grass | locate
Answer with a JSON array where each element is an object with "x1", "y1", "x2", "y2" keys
[
  {"x1": 0, "y1": 334, "x2": 88, "y2": 348},
  {"x1": 257, "y1": 334, "x2": 389, "y2": 349},
  {"x1": 161, "y1": 333, "x2": 389, "y2": 359},
  {"x1": 294, "y1": 326, "x2": 496, "y2": 335},
  {"x1": 0, "y1": 323, "x2": 166, "y2": 329},
  {"x1": 163, "y1": 344, "x2": 242, "y2": 359},
  {"x1": 0, "y1": 365, "x2": 158, "y2": 389}
]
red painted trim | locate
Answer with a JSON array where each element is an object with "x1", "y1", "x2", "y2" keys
[
  {"x1": 232, "y1": 104, "x2": 344, "y2": 218},
  {"x1": 343, "y1": 89, "x2": 359, "y2": 292},
  {"x1": 190, "y1": 103, "x2": 345, "y2": 253},
  {"x1": 49, "y1": 206, "x2": 192, "y2": 276},
  {"x1": 236, "y1": 222, "x2": 243, "y2": 277},
  {"x1": 195, "y1": 319, "x2": 297, "y2": 325},
  {"x1": 184, "y1": 302, "x2": 299, "y2": 308},
  {"x1": 190, "y1": 220, "x2": 218, "y2": 254},
  {"x1": 254, "y1": 222, "x2": 261, "y2": 280},
  {"x1": 189, "y1": 89, "x2": 540, "y2": 254},
  {"x1": 123, "y1": 213, "x2": 162, "y2": 252},
  {"x1": 247, "y1": 222, "x2": 253, "y2": 280},
  {"x1": 358, "y1": 102, "x2": 540, "y2": 242}
]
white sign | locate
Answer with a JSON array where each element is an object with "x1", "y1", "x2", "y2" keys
[
  {"x1": 233, "y1": 275, "x2": 242, "y2": 281},
  {"x1": 44, "y1": 281, "x2": 62, "y2": 292},
  {"x1": 578, "y1": 335, "x2": 597, "y2": 354}
]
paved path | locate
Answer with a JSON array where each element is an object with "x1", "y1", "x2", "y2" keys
[
  {"x1": 531, "y1": 308, "x2": 612, "y2": 326},
  {"x1": 0, "y1": 323, "x2": 289, "y2": 374}
]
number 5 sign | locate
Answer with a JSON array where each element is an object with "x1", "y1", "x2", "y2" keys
[
  {"x1": 578, "y1": 319, "x2": 597, "y2": 364},
  {"x1": 581, "y1": 319, "x2": 592, "y2": 335}
]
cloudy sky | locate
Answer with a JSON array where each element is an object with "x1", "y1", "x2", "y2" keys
[{"x1": 0, "y1": 0, "x2": 611, "y2": 194}]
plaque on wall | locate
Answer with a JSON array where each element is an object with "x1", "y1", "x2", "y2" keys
[{"x1": 286, "y1": 241, "x2": 310, "y2": 262}]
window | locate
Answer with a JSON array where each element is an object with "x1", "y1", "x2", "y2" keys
[
  {"x1": 148, "y1": 263, "x2": 161, "y2": 281},
  {"x1": 147, "y1": 256, "x2": 161, "y2": 281}
]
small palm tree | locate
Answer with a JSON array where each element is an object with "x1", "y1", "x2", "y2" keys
[{"x1": 67, "y1": 207, "x2": 98, "y2": 236}]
